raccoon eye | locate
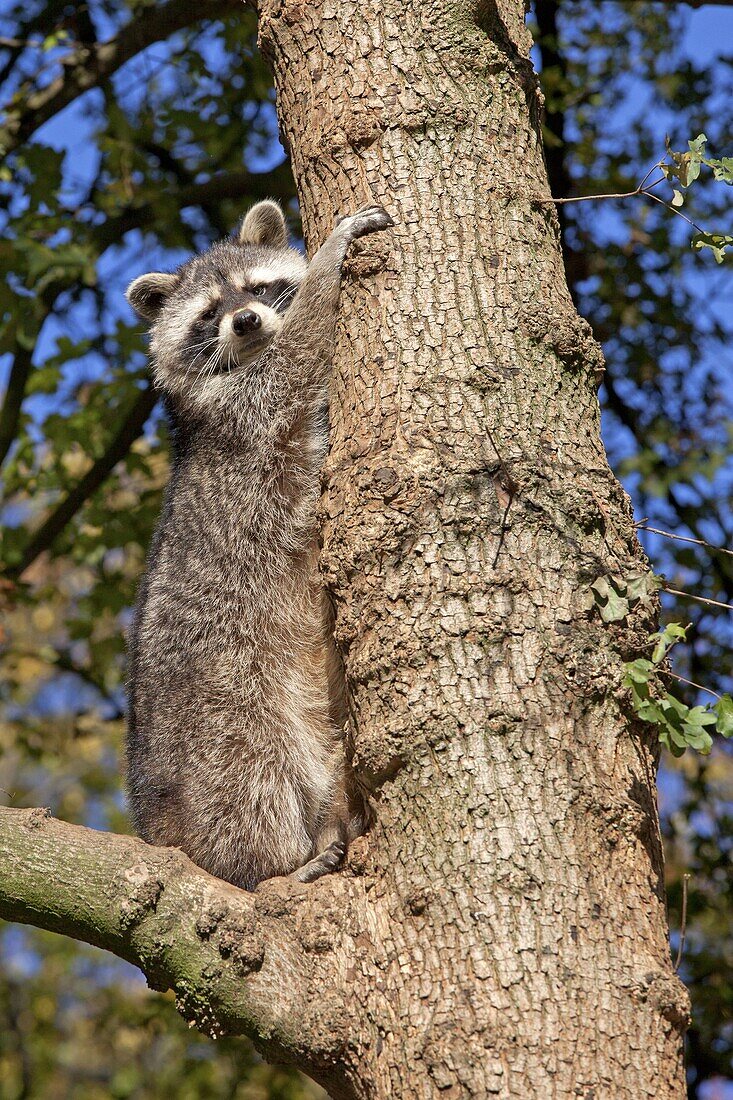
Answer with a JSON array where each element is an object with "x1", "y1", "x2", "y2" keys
[
  {"x1": 252, "y1": 284, "x2": 268, "y2": 297},
  {"x1": 200, "y1": 304, "x2": 218, "y2": 322}
]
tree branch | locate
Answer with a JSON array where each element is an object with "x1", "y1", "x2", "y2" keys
[
  {"x1": 92, "y1": 162, "x2": 295, "y2": 248},
  {"x1": 0, "y1": 344, "x2": 32, "y2": 467},
  {"x1": 6, "y1": 384, "x2": 158, "y2": 579},
  {"x1": 0, "y1": 0, "x2": 243, "y2": 159},
  {"x1": 0, "y1": 805, "x2": 318, "y2": 1053},
  {"x1": 0, "y1": 0, "x2": 69, "y2": 88}
]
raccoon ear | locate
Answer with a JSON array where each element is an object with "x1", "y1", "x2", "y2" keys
[
  {"x1": 238, "y1": 200, "x2": 288, "y2": 249},
  {"x1": 126, "y1": 273, "x2": 179, "y2": 322}
]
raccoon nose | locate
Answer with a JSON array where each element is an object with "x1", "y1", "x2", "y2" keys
[{"x1": 232, "y1": 309, "x2": 261, "y2": 336}]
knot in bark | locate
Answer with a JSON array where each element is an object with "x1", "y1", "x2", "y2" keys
[
  {"x1": 344, "y1": 236, "x2": 392, "y2": 279},
  {"x1": 217, "y1": 914, "x2": 265, "y2": 976},
  {"x1": 522, "y1": 301, "x2": 605, "y2": 378},
  {"x1": 631, "y1": 971, "x2": 691, "y2": 1032},
  {"x1": 23, "y1": 806, "x2": 51, "y2": 830},
  {"x1": 195, "y1": 902, "x2": 229, "y2": 939},
  {"x1": 117, "y1": 862, "x2": 163, "y2": 930}
]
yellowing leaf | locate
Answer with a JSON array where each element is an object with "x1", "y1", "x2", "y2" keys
[{"x1": 32, "y1": 606, "x2": 55, "y2": 632}]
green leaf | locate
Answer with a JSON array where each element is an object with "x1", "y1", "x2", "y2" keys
[
  {"x1": 692, "y1": 232, "x2": 733, "y2": 264},
  {"x1": 715, "y1": 694, "x2": 733, "y2": 738},
  {"x1": 648, "y1": 623, "x2": 687, "y2": 665},
  {"x1": 658, "y1": 725, "x2": 685, "y2": 757},
  {"x1": 636, "y1": 700, "x2": 664, "y2": 724},
  {"x1": 629, "y1": 679, "x2": 651, "y2": 704},
  {"x1": 625, "y1": 658, "x2": 655, "y2": 683},
  {"x1": 671, "y1": 189, "x2": 684, "y2": 207},
  {"x1": 663, "y1": 623, "x2": 688, "y2": 640},
  {"x1": 591, "y1": 576, "x2": 630, "y2": 622},
  {"x1": 667, "y1": 724, "x2": 690, "y2": 749},
  {"x1": 27, "y1": 364, "x2": 62, "y2": 396},
  {"x1": 626, "y1": 571, "x2": 660, "y2": 603},
  {"x1": 42, "y1": 30, "x2": 69, "y2": 50},
  {"x1": 681, "y1": 728, "x2": 714, "y2": 754},
  {"x1": 709, "y1": 156, "x2": 733, "y2": 184},
  {"x1": 683, "y1": 156, "x2": 700, "y2": 186},
  {"x1": 688, "y1": 133, "x2": 708, "y2": 155},
  {"x1": 684, "y1": 706, "x2": 717, "y2": 728},
  {"x1": 660, "y1": 693, "x2": 688, "y2": 718}
]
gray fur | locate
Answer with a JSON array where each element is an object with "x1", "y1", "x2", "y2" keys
[{"x1": 126, "y1": 201, "x2": 393, "y2": 890}]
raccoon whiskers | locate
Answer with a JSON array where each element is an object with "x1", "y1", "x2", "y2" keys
[
  {"x1": 270, "y1": 286, "x2": 295, "y2": 313},
  {"x1": 203, "y1": 342, "x2": 227, "y2": 387},
  {"x1": 225, "y1": 347, "x2": 241, "y2": 375},
  {"x1": 185, "y1": 336, "x2": 218, "y2": 358},
  {"x1": 187, "y1": 354, "x2": 213, "y2": 397},
  {"x1": 186, "y1": 337, "x2": 217, "y2": 353},
  {"x1": 188, "y1": 341, "x2": 223, "y2": 397},
  {"x1": 185, "y1": 337, "x2": 219, "y2": 376}
]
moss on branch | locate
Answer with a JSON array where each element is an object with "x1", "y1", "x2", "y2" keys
[{"x1": 0, "y1": 806, "x2": 327, "y2": 1052}]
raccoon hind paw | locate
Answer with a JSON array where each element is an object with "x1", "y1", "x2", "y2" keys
[{"x1": 291, "y1": 839, "x2": 347, "y2": 884}]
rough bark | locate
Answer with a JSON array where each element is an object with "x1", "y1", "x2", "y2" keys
[
  {"x1": 0, "y1": 1, "x2": 689, "y2": 1098},
  {"x1": 0, "y1": 807, "x2": 352, "y2": 1074},
  {"x1": 258, "y1": 0, "x2": 689, "y2": 1094}
]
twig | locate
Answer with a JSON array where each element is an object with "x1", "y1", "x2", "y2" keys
[
  {"x1": 643, "y1": 189, "x2": 705, "y2": 234},
  {"x1": 662, "y1": 585, "x2": 733, "y2": 613},
  {"x1": 534, "y1": 156, "x2": 707, "y2": 236},
  {"x1": 0, "y1": 0, "x2": 77, "y2": 87},
  {"x1": 0, "y1": 36, "x2": 49, "y2": 48},
  {"x1": 547, "y1": 171, "x2": 667, "y2": 205},
  {"x1": 492, "y1": 493, "x2": 514, "y2": 569},
  {"x1": 535, "y1": 162, "x2": 665, "y2": 206},
  {"x1": 636, "y1": 522, "x2": 733, "y2": 559},
  {"x1": 674, "y1": 874, "x2": 691, "y2": 972},
  {"x1": 549, "y1": 187, "x2": 646, "y2": 205},
  {"x1": 662, "y1": 670, "x2": 722, "y2": 701}
]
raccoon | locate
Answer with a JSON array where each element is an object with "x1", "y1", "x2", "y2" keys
[{"x1": 125, "y1": 200, "x2": 393, "y2": 889}]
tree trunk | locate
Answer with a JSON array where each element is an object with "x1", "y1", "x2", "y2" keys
[
  {"x1": 0, "y1": 1, "x2": 689, "y2": 1097},
  {"x1": 258, "y1": 0, "x2": 689, "y2": 1094}
]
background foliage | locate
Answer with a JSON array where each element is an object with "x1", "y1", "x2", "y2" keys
[
  {"x1": 532, "y1": 5, "x2": 733, "y2": 1094},
  {"x1": 0, "y1": 1, "x2": 730, "y2": 1096}
]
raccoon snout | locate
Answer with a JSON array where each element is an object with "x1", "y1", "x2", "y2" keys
[{"x1": 232, "y1": 309, "x2": 261, "y2": 336}]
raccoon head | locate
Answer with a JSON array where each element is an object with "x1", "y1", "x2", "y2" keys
[{"x1": 126, "y1": 201, "x2": 306, "y2": 400}]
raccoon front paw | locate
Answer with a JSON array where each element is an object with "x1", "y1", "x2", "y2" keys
[{"x1": 336, "y1": 204, "x2": 394, "y2": 243}]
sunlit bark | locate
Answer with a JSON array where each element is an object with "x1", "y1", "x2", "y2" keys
[{"x1": 0, "y1": 1, "x2": 689, "y2": 1096}]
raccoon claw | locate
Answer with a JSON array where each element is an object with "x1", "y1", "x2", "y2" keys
[
  {"x1": 336, "y1": 204, "x2": 394, "y2": 242},
  {"x1": 291, "y1": 839, "x2": 347, "y2": 883}
]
